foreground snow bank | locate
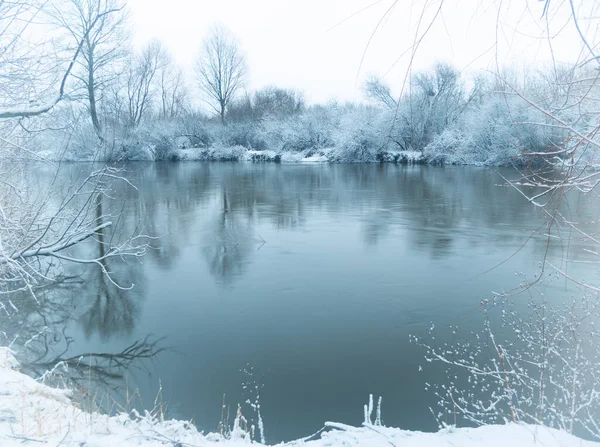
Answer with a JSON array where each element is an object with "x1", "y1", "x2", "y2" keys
[{"x1": 0, "y1": 348, "x2": 596, "y2": 447}]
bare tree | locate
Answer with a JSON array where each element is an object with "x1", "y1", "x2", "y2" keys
[
  {"x1": 0, "y1": 1, "x2": 118, "y2": 121},
  {"x1": 0, "y1": 0, "x2": 148, "y2": 337},
  {"x1": 227, "y1": 86, "x2": 304, "y2": 122},
  {"x1": 253, "y1": 87, "x2": 304, "y2": 117},
  {"x1": 158, "y1": 51, "x2": 188, "y2": 119},
  {"x1": 195, "y1": 24, "x2": 247, "y2": 125},
  {"x1": 126, "y1": 39, "x2": 165, "y2": 126},
  {"x1": 363, "y1": 75, "x2": 397, "y2": 109},
  {"x1": 49, "y1": 0, "x2": 128, "y2": 141}
]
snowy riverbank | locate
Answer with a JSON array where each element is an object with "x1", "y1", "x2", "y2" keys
[{"x1": 0, "y1": 349, "x2": 597, "y2": 447}]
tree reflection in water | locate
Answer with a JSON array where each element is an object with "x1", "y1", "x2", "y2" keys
[
  {"x1": 0, "y1": 277, "x2": 161, "y2": 396},
  {"x1": 78, "y1": 196, "x2": 143, "y2": 340},
  {"x1": 0, "y1": 194, "x2": 159, "y2": 402},
  {"x1": 203, "y1": 186, "x2": 257, "y2": 284}
]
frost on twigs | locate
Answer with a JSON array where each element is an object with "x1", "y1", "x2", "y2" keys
[
  {"x1": 413, "y1": 290, "x2": 600, "y2": 440},
  {"x1": 0, "y1": 165, "x2": 150, "y2": 299},
  {"x1": 241, "y1": 364, "x2": 266, "y2": 444},
  {"x1": 363, "y1": 394, "x2": 384, "y2": 426},
  {"x1": 215, "y1": 365, "x2": 266, "y2": 445},
  {"x1": 0, "y1": 162, "x2": 159, "y2": 396}
]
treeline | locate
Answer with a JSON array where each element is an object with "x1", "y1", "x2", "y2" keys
[
  {"x1": 10, "y1": 1, "x2": 589, "y2": 166},
  {"x1": 68, "y1": 63, "x2": 573, "y2": 167}
]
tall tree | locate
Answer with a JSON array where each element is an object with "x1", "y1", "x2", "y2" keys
[
  {"x1": 49, "y1": 0, "x2": 128, "y2": 140},
  {"x1": 195, "y1": 25, "x2": 247, "y2": 125}
]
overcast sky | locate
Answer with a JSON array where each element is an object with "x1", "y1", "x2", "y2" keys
[{"x1": 127, "y1": 0, "x2": 589, "y2": 104}]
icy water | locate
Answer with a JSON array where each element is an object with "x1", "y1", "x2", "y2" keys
[{"x1": 36, "y1": 163, "x2": 600, "y2": 442}]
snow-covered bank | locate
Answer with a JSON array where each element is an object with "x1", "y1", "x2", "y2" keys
[
  {"x1": 175, "y1": 147, "x2": 424, "y2": 164},
  {"x1": 0, "y1": 349, "x2": 596, "y2": 447}
]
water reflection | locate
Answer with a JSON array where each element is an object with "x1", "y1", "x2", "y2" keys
[
  {"x1": 110, "y1": 164, "x2": 575, "y2": 272},
  {"x1": 0, "y1": 274, "x2": 157, "y2": 395},
  {"x1": 79, "y1": 260, "x2": 142, "y2": 341},
  {"x1": 203, "y1": 186, "x2": 255, "y2": 284},
  {"x1": 76, "y1": 195, "x2": 142, "y2": 340},
  {"x1": 59, "y1": 162, "x2": 594, "y2": 336}
]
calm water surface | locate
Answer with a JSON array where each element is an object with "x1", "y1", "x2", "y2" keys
[{"x1": 40, "y1": 163, "x2": 599, "y2": 442}]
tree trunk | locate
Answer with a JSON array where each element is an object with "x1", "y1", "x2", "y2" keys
[{"x1": 87, "y1": 43, "x2": 103, "y2": 141}]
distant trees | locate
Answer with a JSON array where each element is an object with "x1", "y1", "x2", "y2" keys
[
  {"x1": 253, "y1": 87, "x2": 304, "y2": 117},
  {"x1": 195, "y1": 25, "x2": 247, "y2": 125},
  {"x1": 157, "y1": 55, "x2": 188, "y2": 119},
  {"x1": 126, "y1": 40, "x2": 165, "y2": 126},
  {"x1": 227, "y1": 87, "x2": 305, "y2": 122},
  {"x1": 0, "y1": 5, "x2": 574, "y2": 166},
  {"x1": 361, "y1": 64, "x2": 477, "y2": 153}
]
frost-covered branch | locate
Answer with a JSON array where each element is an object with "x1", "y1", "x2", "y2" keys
[
  {"x1": 0, "y1": 6, "x2": 122, "y2": 120},
  {"x1": 414, "y1": 292, "x2": 600, "y2": 439}
]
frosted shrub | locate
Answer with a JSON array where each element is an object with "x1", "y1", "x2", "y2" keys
[
  {"x1": 424, "y1": 94, "x2": 551, "y2": 166},
  {"x1": 77, "y1": 120, "x2": 185, "y2": 162},
  {"x1": 413, "y1": 289, "x2": 600, "y2": 440},
  {"x1": 65, "y1": 121, "x2": 104, "y2": 161},
  {"x1": 422, "y1": 128, "x2": 474, "y2": 165},
  {"x1": 253, "y1": 117, "x2": 295, "y2": 151},
  {"x1": 287, "y1": 107, "x2": 337, "y2": 151},
  {"x1": 256, "y1": 108, "x2": 337, "y2": 153},
  {"x1": 298, "y1": 106, "x2": 338, "y2": 150},
  {"x1": 376, "y1": 107, "x2": 413, "y2": 152},
  {"x1": 125, "y1": 122, "x2": 181, "y2": 161},
  {"x1": 214, "y1": 121, "x2": 267, "y2": 150},
  {"x1": 332, "y1": 107, "x2": 383, "y2": 162},
  {"x1": 109, "y1": 139, "x2": 155, "y2": 162},
  {"x1": 207, "y1": 144, "x2": 247, "y2": 161},
  {"x1": 180, "y1": 114, "x2": 215, "y2": 148}
]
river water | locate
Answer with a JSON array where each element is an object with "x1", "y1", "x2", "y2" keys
[{"x1": 24, "y1": 162, "x2": 600, "y2": 442}]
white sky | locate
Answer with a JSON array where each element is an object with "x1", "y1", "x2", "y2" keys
[{"x1": 127, "y1": 0, "x2": 593, "y2": 104}]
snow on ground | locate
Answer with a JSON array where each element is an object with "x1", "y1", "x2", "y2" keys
[
  {"x1": 0, "y1": 348, "x2": 597, "y2": 447},
  {"x1": 159, "y1": 147, "x2": 422, "y2": 164}
]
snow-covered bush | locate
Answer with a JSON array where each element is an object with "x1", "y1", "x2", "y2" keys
[
  {"x1": 424, "y1": 94, "x2": 552, "y2": 166},
  {"x1": 332, "y1": 107, "x2": 384, "y2": 162},
  {"x1": 422, "y1": 128, "x2": 474, "y2": 165},
  {"x1": 117, "y1": 122, "x2": 181, "y2": 161},
  {"x1": 179, "y1": 114, "x2": 215, "y2": 148},
  {"x1": 208, "y1": 144, "x2": 247, "y2": 161},
  {"x1": 257, "y1": 106, "x2": 338, "y2": 153},
  {"x1": 213, "y1": 121, "x2": 267, "y2": 150}
]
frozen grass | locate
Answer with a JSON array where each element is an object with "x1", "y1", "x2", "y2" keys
[{"x1": 0, "y1": 348, "x2": 598, "y2": 446}]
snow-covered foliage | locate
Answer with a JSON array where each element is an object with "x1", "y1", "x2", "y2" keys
[
  {"x1": 257, "y1": 105, "x2": 338, "y2": 152},
  {"x1": 32, "y1": 63, "x2": 583, "y2": 166},
  {"x1": 331, "y1": 106, "x2": 384, "y2": 162},
  {"x1": 424, "y1": 94, "x2": 554, "y2": 166}
]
